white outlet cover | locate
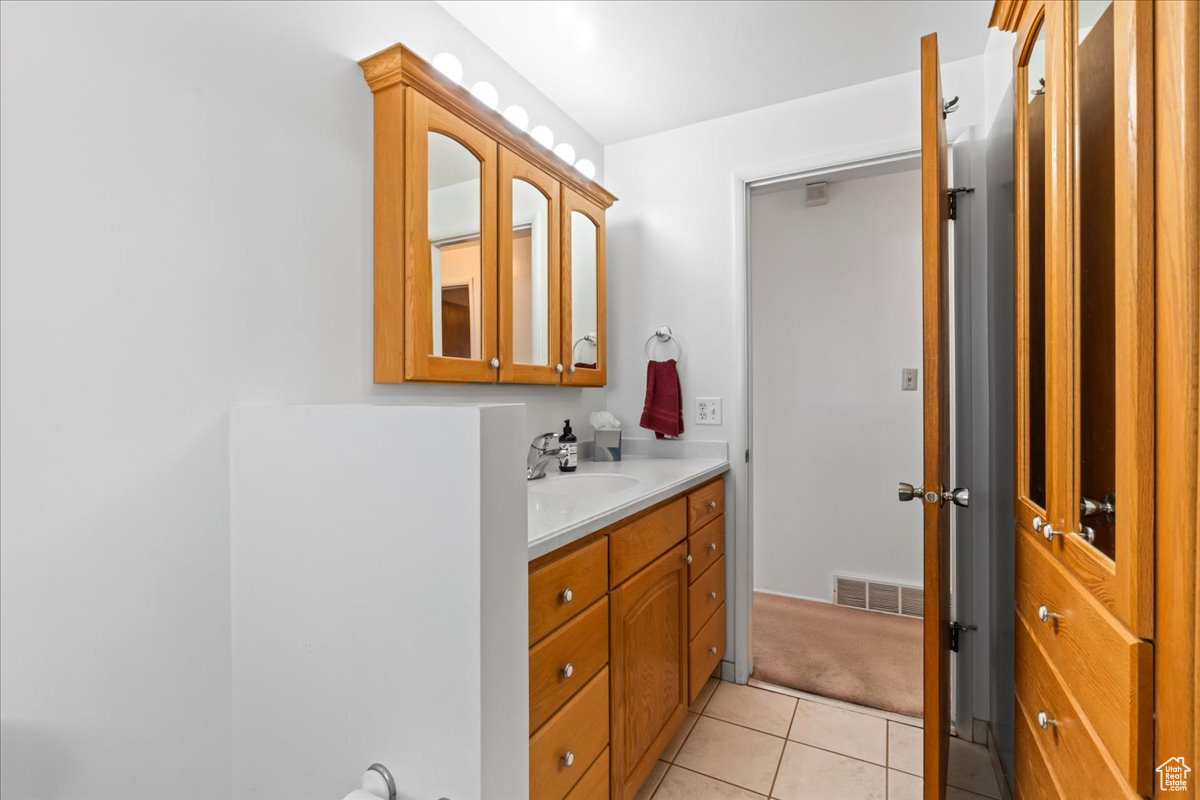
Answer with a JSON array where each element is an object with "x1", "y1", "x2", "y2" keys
[{"x1": 696, "y1": 397, "x2": 722, "y2": 425}]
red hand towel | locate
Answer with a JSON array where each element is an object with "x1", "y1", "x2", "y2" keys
[{"x1": 640, "y1": 359, "x2": 684, "y2": 439}]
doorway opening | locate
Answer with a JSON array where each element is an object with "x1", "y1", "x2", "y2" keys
[{"x1": 745, "y1": 152, "x2": 955, "y2": 722}]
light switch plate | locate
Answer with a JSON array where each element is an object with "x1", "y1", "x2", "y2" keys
[
  {"x1": 696, "y1": 397, "x2": 722, "y2": 425},
  {"x1": 901, "y1": 368, "x2": 919, "y2": 391}
]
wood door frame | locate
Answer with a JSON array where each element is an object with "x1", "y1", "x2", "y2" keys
[
  {"x1": 498, "y1": 147, "x2": 562, "y2": 385},
  {"x1": 560, "y1": 187, "x2": 607, "y2": 387},
  {"x1": 404, "y1": 89, "x2": 499, "y2": 383}
]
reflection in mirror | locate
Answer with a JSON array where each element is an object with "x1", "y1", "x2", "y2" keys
[
  {"x1": 1025, "y1": 19, "x2": 1047, "y2": 510},
  {"x1": 427, "y1": 132, "x2": 482, "y2": 359},
  {"x1": 570, "y1": 212, "x2": 598, "y2": 370},
  {"x1": 511, "y1": 179, "x2": 551, "y2": 366},
  {"x1": 1077, "y1": 0, "x2": 1116, "y2": 557}
]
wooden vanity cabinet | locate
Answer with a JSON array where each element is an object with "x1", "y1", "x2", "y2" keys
[
  {"x1": 527, "y1": 476, "x2": 726, "y2": 800},
  {"x1": 358, "y1": 44, "x2": 616, "y2": 386}
]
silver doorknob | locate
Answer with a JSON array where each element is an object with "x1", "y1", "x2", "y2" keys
[
  {"x1": 686, "y1": 554, "x2": 694, "y2": 565},
  {"x1": 562, "y1": 663, "x2": 574, "y2": 679},
  {"x1": 898, "y1": 482, "x2": 922, "y2": 502},
  {"x1": 1037, "y1": 711, "x2": 1055, "y2": 730},
  {"x1": 942, "y1": 487, "x2": 969, "y2": 507},
  {"x1": 1043, "y1": 523, "x2": 1064, "y2": 541},
  {"x1": 489, "y1": 357, "x2": 500, "y2": 368},
  {"x1": 1037, "y1": 605, "x2": 1060, "y2": 624},
  {"x1": 708, "y1": 591, "x2": 718, "y2": 600},
  {"x1": 563, "y1": 751, "x2": 575, "y2": 767},
  {"x1": 708, "y1": 542, "x2": 718, "y2": 552},
  {"x1": 561, "y1": 588, "x2": 573, "y2": 603},
  {"x1": 555, "y1": 363, "x2": 564, "y2": 373}
]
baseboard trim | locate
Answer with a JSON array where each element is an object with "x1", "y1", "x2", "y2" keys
[{"x1": 986, "y1": 719, "x2": 1014, "y2": 800}]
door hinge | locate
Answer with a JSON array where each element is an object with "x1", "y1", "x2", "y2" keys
[
  {"x1": 947, "y1": 186, "x2": 975, "y2": 220},
  {"x1": 745, "y1": 448, "x2": 750, "y2": 463},
  {"x1": 948, "y1": 621, "x2": 978, "y2": 653}
]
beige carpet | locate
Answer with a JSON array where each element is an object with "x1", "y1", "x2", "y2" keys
[{"x1": 752, "y1": 591, "x2": 923, "y2": 717}]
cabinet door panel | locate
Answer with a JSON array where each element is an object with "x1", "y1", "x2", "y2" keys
[
  {"x1": 610, "y1": 543, "x2": 688, "y2": 800},
  {"x1": 561, "y1": 187, "x2": 606, "y2": 386}
]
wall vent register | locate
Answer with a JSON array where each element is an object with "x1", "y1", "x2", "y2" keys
[{"x1": 834, "y1": 575, "x2": 923, "y2": 618}]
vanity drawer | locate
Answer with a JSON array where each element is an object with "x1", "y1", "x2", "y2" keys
[
  {"x1": 1015, "y1": 614, "x2": 1141, "y2": 799},
  {"x1": 687, "y1": 478, "x2": 724, "y2": 533},
  {"x1": 1015, "y1": 527, "x2": 1152, "y2": 790},
  {"x1": 687, "y1": 516, "x2": 724, "y2": 583},
  {"x1": 688, "y1": 602, "x2": 725, "y2": 704},
  {"x1": 688, "y1": 555, "x2": 725, "y2": 639},
  {"x1": 530, "y1": 667, "x2": 610, "y2": 800},
  {"x1": 609, "y1": 498, "x2": 686, "y2": 588},
  {"x1": 563, "y1": 748, "x2": 609, "y2": 800},
  {"x1": 531, "y1": 537, "x2": 609, "y2": 645},
  {"x1": 530, "y1": 597, "x2": 609, "y2": 733}
]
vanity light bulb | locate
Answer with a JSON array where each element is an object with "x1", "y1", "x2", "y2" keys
[
  {"x1": 530, "y1": 125, "x2": 555, "y2": 149},
  {"x1": 575, "y1": 158, "x2": 596, "y2": 180},
  {"x1": 553, "y1": 142, "x2": 576, "y2": 163},
  {"x1": 470, "y1": 81, "x2": 499, "y2": 109},
  {"x1": 431, "y1": 53, "x2": 463, "y2": 85},
  {"x1": 503, "y1": 105, "x2": 529, "y2": 131}
]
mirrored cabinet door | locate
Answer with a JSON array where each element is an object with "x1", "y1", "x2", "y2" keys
[
  {"x1": 404, "y1": 90, "x2": 498, "y2": 382},
  {"x1": 560, "y1": 187, "x2": 606, "y2": 387},
  {"x1": 499, "y1": 149, "x2": 561, "y2": 384}
]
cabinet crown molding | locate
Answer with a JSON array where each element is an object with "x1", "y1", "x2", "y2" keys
[
  {"x1": 358, "y1": 43, "x2": 618, "y2": 211},
  {"x1": 989, "y1": 0, "x2": 1029, "y2": 32}
]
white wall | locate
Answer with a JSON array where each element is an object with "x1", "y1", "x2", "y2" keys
[
  {"x1": 0, "y1": 3, "x2": 601, "y2": 797},
  {"x1": 749, "y1": 168, "x2": 924, "y2": 600},
  {"x1": 604, "y1": 53, "x2": 986, "y2": 682},
  {"x1": 230, "y1": 404, "x2": 527, "y2": 800}
]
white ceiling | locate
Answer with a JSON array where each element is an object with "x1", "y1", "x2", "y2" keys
[{"x1": 437, "y1": 0, "x2": 993, "y2": 144}]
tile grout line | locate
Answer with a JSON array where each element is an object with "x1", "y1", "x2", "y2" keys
[
  {"x1": 664, "y1": 762, "x2": 774, "y2": 798},
  {"x1": 696, "y1": 707, "x2": 892, "y2": 773},
  {"x1": 766, "y1": 700, "x2": 798, "y2": 799}
]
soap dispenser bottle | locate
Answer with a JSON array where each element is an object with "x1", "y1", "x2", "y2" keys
[{"x1": 559, "y1": 419, "x2": 578, "y2": 472}]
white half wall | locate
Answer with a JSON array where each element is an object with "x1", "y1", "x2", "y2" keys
[
  {"x1": 0, "y1": 3, "x2": 599, "y2": 796},
  {"x1": 230, "y1": 404, "x2": 527, "y2": 800},
  {"x1": 749, "y1": 168, "x2": 924, "y2": 600}
]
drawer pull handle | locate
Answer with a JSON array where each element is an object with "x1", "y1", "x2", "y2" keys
[
  {"x1": 563, "y1": 751, "x2": 575, "y2": 768},
  {"x1": 1042, "y1": 523, "x2": 1064, "y2": 541},
  {"x1": 1037, "y1": 711, "x2": 1056, "y2": 730},
  {"x1": 708, "y1": 542, "x2": 718, "y2": 552},
  {"x1": 1032, "y1": 515, "x2": 1045, "y2": 533},
  {"x1": 1037, "y1": 605, "x2": 1060, "y2": 624},
  {"x1": 708, "y1": 646, "x2": 718, "y2": 655},
  {"x1": 561, "y1": 663, "x2": 574, "y2": 679},
  {"x1": 708, "y1": 500, "x2": 718, "y2": 511},
  {"x1": 708, "y1": 591, "x2": 718, "y2": 600},
  {"x1": 561, "y1": 588, "x2": 573, "y2": 604},
  {"x1": 686, "y1": 554, "x2": 694, "y2": 565}
]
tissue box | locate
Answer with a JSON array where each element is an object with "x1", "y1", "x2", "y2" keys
[{"x1": 593, "y1": 429, "x2": 622, "y2": 461}]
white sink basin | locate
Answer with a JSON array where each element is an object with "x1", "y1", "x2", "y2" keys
[{"x1": 528, "y1": 474, "x2": 640, "y2": 497}]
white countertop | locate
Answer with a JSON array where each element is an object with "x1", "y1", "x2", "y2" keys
[{"x1": 527, "y1": 455, "x2": 730, "y2": 561}]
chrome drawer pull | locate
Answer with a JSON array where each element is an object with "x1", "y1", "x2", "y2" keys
[
  {"x1": 708, "y1": 646, "x2": 718, "y2": 655},
  {"x1": 561, "y1": 588, "x2": 573, "y2": 603},
  {"x1": 1042, "y1": 523, "x2": 1064, "y2": 541},
  {"x1": 1037, "y1": 711, "x2": 1056, "y2": 730},
  {"x1": 561, "y1": 663, "x2": 574, "y2": 679},
  {"x1": 563, "y1": 751, "x2": 575, "y2": 768},
  {"x1": 1036, "y1": 605, "x2": 1061, "y2": 624},
  {"x1": 686, "y1": 554, "x2": 694, "y2": 565},
  {"x1": 1032, "y1": 515, "x2": 1045, "y2": 533},
  {"x1": 707, "y1": 500, "x2": 718, "y2": 511},
  {"x1": 708, "y1": 542, "x2": 718, "y2": 552},
  {"x1": 708, "y1": 591, "x2": 718, "y2": 600}
]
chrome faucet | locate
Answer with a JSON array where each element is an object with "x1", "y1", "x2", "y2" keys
[{"x1": 527, "y1": 432, "x2": 567, "y2": 480}]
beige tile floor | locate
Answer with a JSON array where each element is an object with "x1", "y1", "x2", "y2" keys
[{"x1": 633, "y1": 679, "x2": 1003, "y2": 800}]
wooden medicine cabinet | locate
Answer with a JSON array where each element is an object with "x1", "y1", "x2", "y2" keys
[{"x1": 359, "y1": 44, "x2": 617, "y2": 385}]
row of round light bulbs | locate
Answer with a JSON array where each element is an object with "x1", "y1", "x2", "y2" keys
[{"x1": 431, "y1": 52, "x2": 597, "y2": 181}]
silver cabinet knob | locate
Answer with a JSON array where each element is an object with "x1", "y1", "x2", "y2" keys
[
  {"x1": 561, "y1": 588, "x2": 573, "y2": 603},
  {"x1": 1043, "y1": 523, "x2": 1064, "y2": 541},
  {"x1": 708, "y1": 542, "x2": 718, "y2": 552},
  {"x1": 569, "y1": 364, "x2": 577, "y2": 373},
  {"x1": 555, "y1": 363, "x2": 564, "y2": 373},
  {"x1": 563, "y1": 751, "x2": 575, "y2": 768},
  {"x1": 708, "y1": 646, "x2": 718, "y2": 655},
  {"x1": 1032, "y1": 515, "x2": 1045, "y2": 533},
  {"x1": 489, "y1": 357, "x2": 500, "y2": 368},
  {"x1": 1037, "y1": 605, "x2": 1060, "y2": 624},
  {"x1": 898, "y1": 482, "x2": 922, "y2": 502},
  {"x1": 686, "y1": 554, "x2": 694, "y2": 565},
  {"x1": 561, "y1": 663, "x2": 574, "y2": 679},
  {"x1": 707, "y1": 500, "x2": 717, "y2": 510},
  {"x1": 708, "y1": 591, "x2": 718, "y2": 600},
  {"x1": 1037, "y1": 711, "x2": 1055, "y2": 730}
]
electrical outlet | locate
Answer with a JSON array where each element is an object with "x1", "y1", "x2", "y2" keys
[
  {"x1": 696, "y1": 397, "x2": 722, "y2": 425},
  {"x1": 901, "y1": 368, "x2": 919, "y2": 391}
]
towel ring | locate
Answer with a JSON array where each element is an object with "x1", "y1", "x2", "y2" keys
[
  {"x1": 644, "y1": 326, "x2": 682, "y2": 361},
  {"x1": 570, "y1": 334, "x2": 598, "y2": 372}
]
